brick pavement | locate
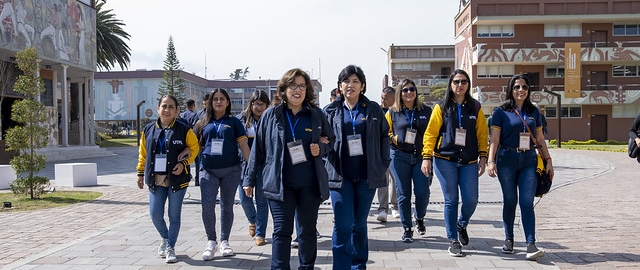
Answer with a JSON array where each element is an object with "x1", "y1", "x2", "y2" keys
[{"x1": 1, "y1": 147, "x2": 636, "y2": 269}]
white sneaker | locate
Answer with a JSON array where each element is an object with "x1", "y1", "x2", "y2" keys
[
  {"x1": 202, "y1": 240, "x2": 217, "y2": 261},
  {"x1": 219, "y1": 240, "x2": 234, "y2": 257},
  {"x1": 391, "y1": 209, "x2": 401, "y2": 218},
  {"x1": 291, "y1": 239, "x2": 299, "y2": 248},
  {"x1": 165, "y1": 246, "x2": 177, "y2": 263},
  {"x1": 376, "y1": 211, "x2": 387, "y2": 222},
  {"x1": 157, "y1": 238, "x2": 168, "y2": 258}
]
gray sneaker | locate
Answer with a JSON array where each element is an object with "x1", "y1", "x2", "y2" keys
[
  {"x1": 165, "y1": 246, "x2": 177, "y2": 263},
  {"x1": 448, "y1": 240, "x2": 463, "y2": 257},
  {"x1": 502, "y1": 239, "x2": 514, "y2": 254},
  {"x1": 526, "y1": 243, "x2": 545, "y2": 260},
  {"x1": 157, "y1": 238, "x2": 168, "y2": 258}
]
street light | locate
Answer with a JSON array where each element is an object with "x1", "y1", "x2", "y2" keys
[
  {"x1": 380, "y1": 47, "x2": 391, "y2": 87},
  {"x1": 136, "y1": 100, "x2": 145, "y2": 146}
]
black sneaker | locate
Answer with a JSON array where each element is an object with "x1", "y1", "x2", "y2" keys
[
  {"x1": 502, "y1": 239, "x2": 514, "y2": 254},
  {"x1": 402, "y1": 228, "x2": 413, "y2": 243},
  {"x1": 457, "y1": 223, "x2": 469, "y2": 246},
  {"x1": 526, "y1": 242, "x2": 545, "y2": 260},
  {"x1": 415, "y1": 218, "x2": 426, "y2": 235},
  {"x1": 448, "y1": 240, "x2": 463, "y2": 257}
]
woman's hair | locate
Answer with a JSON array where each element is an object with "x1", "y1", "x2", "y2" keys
[
  {"x1": 193, "y1": 88, "x2": 231, "y2": 143},
  {"x1": 391, "y1": 78, "x2": 425, "y2": 112},
  {"x1": 273, "y1": 68, "x2": 318, "y2": 108},
  {"x1": 158, "y1": 94, "x2": 179, "y2": 108},
  {"x1": 442, "y1": 69, "x2": 473, "y2": 114},
  {"x1": 241, "y1": 89, "x2": 270, "y2": 127},
  {"x1": 337, "y1": 65, "x2": 367, "y2": 94},
  {"x1": 500, "y1": 74, "x2": 536, "y2": 113}
]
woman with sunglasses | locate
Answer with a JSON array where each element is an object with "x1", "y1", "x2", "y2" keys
[
  {"x1": 194, "y1": 88, "x2": 251, "y2": 260},
  {"x1": 323, "y1": 65, "x2": 390, "y2": 269},
  {"x1": 486, "y1": 74, "x2": 553, "y2": 260},
  {"x1": 385, "y1": 79, "x2": 432, "y2": 243},
  {"x1": 236, "y1": 90, "x2": 271, "y2": 246},
  {"x1": 421, "y1": 69, "x2": 488, "y2": 256},
  {"x1": 243, "y1": 68, "x2": 334, "y2": 269}
]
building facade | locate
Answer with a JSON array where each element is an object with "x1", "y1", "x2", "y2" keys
[{"x1": 455, "y1": 0, "x2": 640, "y2": 141}]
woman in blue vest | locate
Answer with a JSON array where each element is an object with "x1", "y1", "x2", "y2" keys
[
  {"x1": 194, "y1": 88, "x2": 251, "y2": 260},
  {"x1": 136, "y1": 95, "x2": 199, "y2": 263}
]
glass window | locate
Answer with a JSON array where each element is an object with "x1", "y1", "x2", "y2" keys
[
  {"x1": 544, "y1": 24, "x2": 582, "y2": 37},
  {"x1": 545, "y1": 65, "x2": 565, "y2": 78},
  {"x1": 612, "y1": 64, "x2": 640, "y2": 77},
  {"x1": 613, "y1": 23, "x2": 640, "y2": 36},
  {"x1": 477, "y1": 25, "x2": 514, "y2": 38},
  {"x1": 545, "y1": 106, "x2": 581, "y2": 118}
]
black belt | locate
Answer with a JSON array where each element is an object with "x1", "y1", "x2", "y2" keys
[{"x1": 499, "y1": 146, "x2": 533, "y2": 153}]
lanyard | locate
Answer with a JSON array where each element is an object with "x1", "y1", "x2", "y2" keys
[
  {"x1": 157, "y1": 129, "x2": 166, "y2": 153},
  {"x1": 457, "y1": 104, "x2": 463, "y2": 128},
  {"x1": 516, "y1": 108, "x2": 527, "y2": 132},
  {"x1": 285, "y1": 110, "x2": 301, "y2": 140},
  {"x1": 346, "y1": 101, "x2": 360, "y2": 135},
  {"x1": 403, "y1": 107, "x2": 414, "y2": 129},
  {"x1": 212, "y1": 118, "x2": 224, "y2": 139}
]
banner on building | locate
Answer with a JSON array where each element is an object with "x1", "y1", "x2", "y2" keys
[{"x1": 564, "y1": 42, "x2": 581, "y2": 98}]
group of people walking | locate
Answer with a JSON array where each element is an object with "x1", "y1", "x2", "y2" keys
[{"x1": 136, "y1": 65, "x2": 555, "y2": 269}]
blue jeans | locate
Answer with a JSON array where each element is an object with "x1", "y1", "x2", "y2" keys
[
  {"x1": 389, "y1": 149, "x2": 430, "y2": 229},
  {"x1": 269, "y1": 185, "x2": 321, "y2": 270},
  {"x1": 433, "y1": 158, "x2": 478, "y2": 240},
  {"x1": 200, "y1": 165, "x2": 241, "y2": 242},
  {"x1": 496, "y1": 148, "x2": 538, "y2": 244},
  {"x1": 149, "y1": 185, "x2": 187, "y2": 248},
  {"x1": 238, "y1": 168, "x2": 269, "y2": 238},
  {"x1": 330, "y1": 179, "x2": 376, "y2": 270}
]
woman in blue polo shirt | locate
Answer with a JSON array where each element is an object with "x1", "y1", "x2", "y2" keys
[
  {"x1": 486, "y1": 74, "x2": 554, "y2": 261},
  {"x1": 193, "y1": 88, "x2": 251, "y2": 261}
]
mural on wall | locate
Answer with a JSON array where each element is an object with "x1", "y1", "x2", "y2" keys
[
  {"x1": 478, "y1": 88, "x2": 640, "y2": 106},
  {"x1": 0, "y1": 0, "x2": 96, "y2": 70},
  {"x1": 477, "y1": 44, "x2": 640, "y2": 63},
  {"x1": 94, "y1": 78, "x2": 159, "y2": 121}
]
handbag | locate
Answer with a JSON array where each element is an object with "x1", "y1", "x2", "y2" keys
[
  {"x1": 515, "y1": 110, "x2": 552, "y2": 197},
  {"x1": 629, "y1": 137, "x2": 639, "y2": 159}
]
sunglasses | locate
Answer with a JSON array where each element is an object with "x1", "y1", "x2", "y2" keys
[
  {"x1": 401, "y1": 86, "x2": 416, "y2": 93},
  {"x1": 452, "y1": 79, "x2": 468, "y2": 86},
  {"x1": 513, "y1": 85, "x2": 530, "y2": 91}
]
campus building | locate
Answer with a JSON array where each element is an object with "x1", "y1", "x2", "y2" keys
[
  {"x1": 454, "y1": 0, "x2": 640, "y2": 142},
  {"x1": 0, "y1": 0, "x2": 99, "y2": 163},
  {"x1": 94, "y1": 70, "x2": 322, "y2": 129}
]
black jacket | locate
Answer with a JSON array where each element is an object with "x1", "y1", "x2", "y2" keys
[
  {"x1": 243, "y1": 102, "x2": 334, "y2": 201},
  {"x1": 322, "y1": 95, "x2": 390, "y2": 189}
]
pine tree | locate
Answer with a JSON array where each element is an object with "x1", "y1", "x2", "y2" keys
[
  {"x1": 158, "y1": 36, "x2": 186, "y2": 109},
  {"x1": 5, "y1": 48, "x2": 49, "y2": 199}
]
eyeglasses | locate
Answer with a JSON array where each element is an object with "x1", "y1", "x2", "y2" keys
[
  {"x1": 252, "y1": 102, "x2": 266, "y2": 107},
  {"x1": 289, "y1": 83, "x2": 307, "y2": 91},
  {"x1": 401, "y1": 86, "x2": 416, "y2": 93},
  {"x1": 341, "y1": 80, "x2": 361, "y2": 85},
  {"x1": 513, "y1": 85, "x2": 530, "y2": 91},
  {"x1": 452, "y1": 79, "x2": 469, "y2": 86}
]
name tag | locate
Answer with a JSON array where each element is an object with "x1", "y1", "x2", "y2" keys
[
  {"x1": 455, "y1": 128, "x2": 466, "y2": 146},
  {"x1": 211, "y1": 139, "x2": 224, "y2": 155},
  {"x1": 519, "y1": 132, "x2": 531, "y2": 150},
  {"x1": 404, "y1": 128, "x2": 417, "y2": 144},
  {"x1": 154, "y1": 154, "x2": 167, "y2": 173},
  {"x1": 347, "y1": 134, "x2": 364, "y2": 156},
  {"x1": 287, "y1": 139, "x2": 307, "y2": 165}
]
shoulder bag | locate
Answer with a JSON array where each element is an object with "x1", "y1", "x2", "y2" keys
[{"x1": 514, "y1": 110, "x2": 552, "y2": 197}]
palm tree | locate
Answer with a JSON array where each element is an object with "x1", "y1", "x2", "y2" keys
[{"x1": 96, "y1": 1, "x2": 131, "y2": 71}]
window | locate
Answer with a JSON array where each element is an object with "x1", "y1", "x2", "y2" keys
[
  {"x1": 477, "y1": 65, "x2": 514, "y2": 78},
  {"x1": 613, "y1": 65, "x2": 640, "y2": 77},
  {"x1": 477, "y1": 25, "x2": 514, "y2": 38},
  {"x1": 544, "y1": 24, "x2": 581, "y2": 37},
  {"x1": 613, "y1": 23, "x2": 640, "y2": 36},
  {"x1": 545, "y1": 106, "x2": 581, "y2": 118},
  {"x1": 393, "y1": 63, "x2": 430, "y2": 71},
  {"x1": 612, "y1": 105, "x2": 640, "y2": 118},
  {"x1": 545, "y1": 65, "x2": 565, "y2": 78},
  {"x1": 414, "y1": 63, "x2": 431, "y2": 71}
]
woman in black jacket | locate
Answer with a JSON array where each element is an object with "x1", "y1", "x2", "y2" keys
[
  {"x1": 243, "y1": 68, "x2": 334, "y2": 270},
  {"x1": 323, "y1": 65, "x2": 390, "y2": 269}
]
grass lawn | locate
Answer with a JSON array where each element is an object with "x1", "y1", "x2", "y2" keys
[
  {"x1": 99, "y1": 136, "x2": 138, "y2": 147},
  {"x1": 0, "y1": 191, "x2": 102, "y2": 212},
  {"x1": 548, "y1": 144, "x2": 626, "y2": 152}
]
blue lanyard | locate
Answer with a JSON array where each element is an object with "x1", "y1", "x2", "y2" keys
[
  {"x1": 457, "y1": 104, "x2": 463, "y2": 128},
  {"x1": 403, "y1": 107, "x2": 414, "y2": 129},
  {"x1": 157, "y1": 129, "x2": 166, "y2": 153},
  {"x1": 212, "y1": 118, "x2": 224, "y2": 139},
  {"x1": 516, "y1": 108, "x2": 527, "y2": 132},
  {"x1": 346, "y1": 101, "x2": 360, "y2": 135},
  {"x1": 285, "y1": 110, "x2": 301, "y2": 141}
]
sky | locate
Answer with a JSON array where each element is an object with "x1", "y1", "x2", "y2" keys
[{"x1": 103, "y1": 0, "x2": 461, "y2": 106}]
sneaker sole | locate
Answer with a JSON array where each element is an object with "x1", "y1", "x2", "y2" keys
[
  {"x1": 448, "y1": 249, "x2": 463, "y2": 257},
  {"x1": 377, "y1": 216, "x2": 387, "y2": 222},
  {"x1": 502, "y1": 248, "x2": 515, "y2": 254},
  {"x1": 526, "y1": 251, "x2": 545, "y2": 260},
  {"x1": 417, "y1": 230, "x2": 426, "y2": 235},
  {"x1": 166, "y1": 258, "x2": 177, "y2": 263},
  {"x1": 402, "y1": 239, "x2": 413, "y2": 243}
]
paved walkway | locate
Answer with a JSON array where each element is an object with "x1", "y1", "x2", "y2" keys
[{"x1": 1, "y1": 147, "x2": 638, "y2": 269}]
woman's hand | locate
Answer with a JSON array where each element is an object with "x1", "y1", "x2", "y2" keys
[
  {"x1": 310, "y1": 143, "x2": 320, "y2": 156},
  {"x1": 243, "y1": 186, "x2": 254, "y2": 198},
  {"x1": 487, "y1": 162, "x2": 497, "y2": 178},
  {"x1": 546, "y1": 160, "x2": 554, "y2": 181},
  {"x1": 171, "y1": 162, "x2": 184, "y2": 175},
  {"x1": 177, "y1": 151, "x2": 190, "y2": 162},
  {"x1": 137, "y1": 176, "x2": 144, "y2": 189},
  {"x1": 319, "y1": 136, "x2": 329, "y2": 144},
  {"x1": 420, "y1": 159, "x2": 432, "y2": 177},
  {"x1": 635, "y1": 137, "x2": 640, "y2": 148},
  {"x1": 478, "y1": 157, "x2": 487, "y2": 176}
]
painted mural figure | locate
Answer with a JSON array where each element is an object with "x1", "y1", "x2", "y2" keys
[
  {"x1": 15, "y1": 0, "x2": 34, "y2": 47},
  {"x1": 0, "y1": 0, "x2": 16, "y2": 42}
]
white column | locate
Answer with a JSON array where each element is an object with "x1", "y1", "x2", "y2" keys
[
  {"x1": 89, "y1": 73, "x2": 95, "y2": 145},
  {"x1": 61, "y1": 65, "x2": 69, "y2": 147},
  {"x1": 77, "y1": 77, "x2": 84, "y2": 145},
  {"x1": 84, "y1": 76, "x2": 91, "y2": 145}
]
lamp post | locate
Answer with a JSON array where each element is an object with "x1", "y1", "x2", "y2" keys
[
  {"x1": 380, "y1": 47, "x2": 391, "y2": 87},
  {"x1": 136, "y1": 100, "x2": 145, "y2": 146},
  {"x1": 542, "y1": 88, "x2": 561, "y2": 148}
]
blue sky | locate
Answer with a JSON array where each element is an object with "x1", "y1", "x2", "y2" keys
[{"x1": 104, "y1": 0, "x2": 460, "y2": 106}]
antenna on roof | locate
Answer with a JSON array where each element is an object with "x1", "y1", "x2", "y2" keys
[{"x1": 204, "y1": 53, "x2": 207, "y2": 79}]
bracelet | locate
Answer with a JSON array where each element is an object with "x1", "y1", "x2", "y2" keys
[
  {"x1": 487, "y1": 160, "x2": 495, "y2": 164},
  {"x1": 546, "y1": 158, "x2": 552, "y2": 161}
]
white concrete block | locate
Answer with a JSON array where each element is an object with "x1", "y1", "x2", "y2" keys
[
  {"x1": 0, "y1": 165, "x2": 17, "y2": 190},
  {"x1": 54, "y1": 163, "x2": 97, "y2": 187}
]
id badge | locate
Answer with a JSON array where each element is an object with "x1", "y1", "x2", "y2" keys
[
  {"x1": 519, "y1": 132, "x2": 530, "y2": 150},
  {"x1": 287, "y1": 139, "x2": 307, "y2": 165},
  {"x1": 347, "y1": 134, "x2": 364, "y2": 156},
  {"x1": 211, "y1": 139, "x2": 224, "y2": 155},
  {"x1": 154, "y1": 154, "x2": 167, "y2": 173},
  {"x1": 455, "y1": 128, "x2": 467, "y2": 146},
  {"x1": 404, "y1": 128, "x2": 417, "y2": 144}
]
